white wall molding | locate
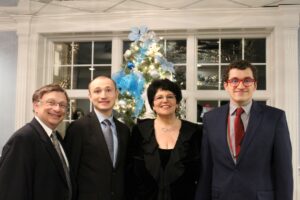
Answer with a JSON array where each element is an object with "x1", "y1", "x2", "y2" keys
[
  {"x1": 14, "y1": 15, "x2": 32, "y2": 129},
  {"x1": 281, "y1": 26, "x2": 299, "y2": 200}
]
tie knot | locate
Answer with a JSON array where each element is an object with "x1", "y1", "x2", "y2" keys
[
  {"x1": 102, "y1": 119, "x2": 112, "y2": 127},
  {"x1": 236, "y1": 107, "x2": 244, "y2": 116},
  {"x1": 51, "y1": 131, "x2": 57, "y2": 139}
]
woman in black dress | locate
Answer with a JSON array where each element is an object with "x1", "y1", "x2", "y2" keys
[{"x1": 127, "y1": 78, "x2": 202, "y2": 200}]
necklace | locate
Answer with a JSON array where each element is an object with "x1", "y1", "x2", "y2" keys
[{"x1": 160, "y1": 127, "x2": 175, "y2": 132}]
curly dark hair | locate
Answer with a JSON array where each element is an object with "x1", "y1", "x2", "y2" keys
[
  {"x1": 147, "y1": 78, "x2": 182, "y2": 110},
  {"x1": 223, "y1": 60, "x2": 257, "y2": 83}
]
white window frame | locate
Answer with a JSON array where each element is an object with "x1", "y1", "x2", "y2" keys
[{"x1": 43, "y1": 28, "x2": 271, "y2": 125}]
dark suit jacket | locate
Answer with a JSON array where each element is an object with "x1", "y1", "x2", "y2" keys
[
  {"x1": 127, "y1": 119, "x2": 202, "y2": 200},
  {"x1": 195, "y1": 101, "x2": 293, "y2": 200},
  {"x1": 0, "y1": 118, "x2": 71, "y2": 200},
  {"x1": 64, "y1": 111, "x2": 130, "y2": 200}
]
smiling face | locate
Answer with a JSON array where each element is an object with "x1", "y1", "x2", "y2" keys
[
  {"x1": 33, "y1": 91, "x2": 68, "y2": 130},
  {"x1": 88, "y1": 76, "x2": 118, "y2": 116},
  {"x1": 152, "y1": 89, "x2": 178, "y2": 117},
  {"x1": 224, "y1": 67, "x2": 257, "y2": 106}
]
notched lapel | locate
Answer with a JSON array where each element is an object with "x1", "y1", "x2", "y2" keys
[
  {"x1": 137, "y1": 119, "x2": 161, "y2": 181},
  {"x1": 163, "y1": 121, "x2": 195, "y2": 185},
  {"x1": 89, "y1": 112, "x2": 114, "y2": 166},
  {"x1": 237, "y1": 102, "x2": 263, "y2": 163},
  {"x1": 29, "y1": 119, "x2": 69, "y2": 186},
  {"x1": 214, "y1": 105, "x2": 234, "y2": 165},
  {"x1": 114, "y1": 118, "x2": 127, "y2": 168}
]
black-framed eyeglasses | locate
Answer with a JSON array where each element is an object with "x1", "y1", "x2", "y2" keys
[{"x1": 227, "y1": 77, "x2": 256, "y2": 87}]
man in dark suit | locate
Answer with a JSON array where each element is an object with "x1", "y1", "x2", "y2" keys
[
  {"x1": 195, "y1": 60, "x2": 293, "y2": 200},
  {"x1": 0, "y1": 84, "x2": 72, "y2": 200},
  {"x1": 64, "y1": 76, "x2": 130, "y2": 200}
]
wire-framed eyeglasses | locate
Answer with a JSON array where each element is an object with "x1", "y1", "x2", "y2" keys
[{"x1": 39, "y1": 99, "x2": 68, "y2": 110}]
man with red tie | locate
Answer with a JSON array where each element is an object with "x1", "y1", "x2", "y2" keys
[{"x1": 195, "y1": 60, "x2": 293, "y2": 200}]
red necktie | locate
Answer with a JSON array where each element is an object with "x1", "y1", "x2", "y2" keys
[{"x1": 234, "y1": 107, "x2": 244, "y2": 158}]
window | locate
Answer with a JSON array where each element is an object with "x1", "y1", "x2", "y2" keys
[
  {"x1": 49, "y1": 30, "x2": 269, "y2": 131},
  {"x1": 54, "y1": 41, "x2": 112, "y2": 89}
]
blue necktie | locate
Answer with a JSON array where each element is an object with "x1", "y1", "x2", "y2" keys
[{"x1": 102, "y1": 120, "x2": 114, "y2": 165}]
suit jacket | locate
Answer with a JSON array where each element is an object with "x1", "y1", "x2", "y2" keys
[
  {"x1": 64, "y1": 111, "x2": 130, "y2": 200},
  {"x1": 127, "y1": 119, "x2": 202, "y2": 200},
  {"x1": 195, "y1": 101, "x2": 293, "y2": 200},
  {"x1": 0, "y1": 118, "x2": 71, "y2": 200}
]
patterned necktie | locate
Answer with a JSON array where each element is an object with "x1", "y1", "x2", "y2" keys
[
  {"x1": 51, "y1": 132, "x2": 72, "y2": 199},
  {"x1": 234, "y1": 107, "x2": 245, "y2": 158},
  {"x1": 102, "y1": 119, "x2": 114, "y2": 165}
]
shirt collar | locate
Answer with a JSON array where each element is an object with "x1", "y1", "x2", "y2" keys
[
  {"x1": 34, "y1": 116, "x2": 53, "y2": 138},
  {"x1": 229, "y1": 100, "x2": 252, "y2": 116},
  {"x1": 94, "y1": 108, "x2": 114, "y2": 124}
]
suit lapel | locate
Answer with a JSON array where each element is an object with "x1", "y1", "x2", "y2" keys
[
  {"x1": 29, "y1": 118, "x2": 68, "y2": 186},
  {"x1": 114, "y1": 118, "x2": 126, "y2": 168},
  {"x1": 237, "y1": 101, "x2": 263, "y2": 164},
  {"x1": 163, "y1": 120, "x2": 195, "y2": 185},
  {"x1": 138, "y1": 119, "x2": 161, "y2": 181},
  {"x1": 89, "y1": 112, "x2": 113, "y2": 166},
  {"x1": 215, "y1": 105, "x2": 235, "y2": 165}
]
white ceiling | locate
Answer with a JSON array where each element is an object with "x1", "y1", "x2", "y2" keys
[{"x1": 0, "y1": 0, "x2": 300, "y2": 16}]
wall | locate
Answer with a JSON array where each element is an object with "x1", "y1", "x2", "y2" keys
[{"x1": 0, "y1": 32, "x2": 17, "y2": 151}]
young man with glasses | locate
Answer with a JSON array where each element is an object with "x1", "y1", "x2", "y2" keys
[
  {"x1": 195, "y1": 60, "x2": 293, "y2": 200},
  {"x1": 0, "y1": 84, "x2": 72, "y2": 200}
]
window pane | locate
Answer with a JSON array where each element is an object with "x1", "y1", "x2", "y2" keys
[
  {"x1": 220, "y1": 100, "x2": 229, "y2": 106},
  {"x1": 256, "y1": 65, "x2": 266, "y2": 90},
  {"x1": 73, "y1": 66, "x2": 92, "y2": 89},
  {"x1": 123, "y1": 41, "x2": 131, "y2": 53},
  {"x1": 244, "y1": 39, "x2": 266, "y2": 63},
  {"x1": 53, "y1": 66, "x2": 71, "y2": 89},
  {"x1": 174, "y1": 65, "x2": 186, "y2": 90},
  {"x1": 178, "y1": 98, "x2": 186, "y2": 119},
  {"x1": 73, "y1": 42, "x2": 92, "y2": 64},
  {"x1": 197, "y1": 65, "x2": 219, "y2": 90},
  {"x1": 197, "y1": 101, "x2": 218, "y2": 123},
  {"x1": 221, "y1": 39, "x2": 242, "y2": 63},
  {"x1": 93, "y1": 66, "x2": 111, "y2": 78},
  {"x1": 57, "y1": 121, "x2": 70, "y2": 138},
  {"x1": 198, "y1": 39, "x2": 219, "y2": 63},
  {"x1": 54, "y1": 42, "x2": 72, "y2": 65},
  {"x1": 166, "y1": 40, "x2": 186, "y2": 63},
  {"x1": 70, "y1": 99, "x2": 90, "y2": 120},
  {"x1": 220, "y1": 65, "x2": 227, "y2": 90},
  {"x1": 94, "y1": 41, "x2": 112, "y2": 64}
]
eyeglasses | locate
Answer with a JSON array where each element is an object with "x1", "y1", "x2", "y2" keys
[
  {"x1": 154, "y1": 94, "x2": 176, "y2": 102},
  {"x1": 227, "y1": 77, "x2": 256, "y2": 87},
  {"x1": 39, "y1": 99, "x2": 68, "y2": 110}
]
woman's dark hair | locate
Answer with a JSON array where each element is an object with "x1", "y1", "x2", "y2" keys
[{"x1": 147, "y1": 78, "x2": 182, "y2": 110}]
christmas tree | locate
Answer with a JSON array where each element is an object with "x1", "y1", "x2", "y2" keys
[{"x1": 112, "y1": 26, "x2": 175, "y2": 126}]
